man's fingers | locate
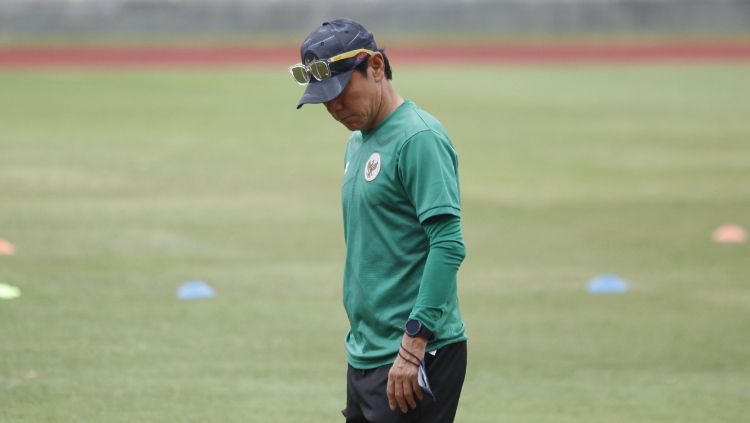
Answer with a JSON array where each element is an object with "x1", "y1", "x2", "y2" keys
[
  {"x1": 388, "y1": 357, "x2": 424, "y2": 414},
  {"x1": 403, "y1": 379, "x2": 417, "y2": 409},
  {"x1": 387, "y1": 373, "x2": 397, "y2": 411},
  {"x1": 412, "y1": 376, "x2": 424, "y2": 401},
  {"x1": 394, "y1": 377, "x2": 408, "y2": 413}
]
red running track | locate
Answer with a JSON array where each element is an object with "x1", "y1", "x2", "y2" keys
[{"x1": 1, "y1": 42, "x2": 750, "y2": 68}]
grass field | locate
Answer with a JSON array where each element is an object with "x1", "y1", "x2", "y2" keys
[{"x1": 1, "y1": 63, "x2": 749, "y2": 422}]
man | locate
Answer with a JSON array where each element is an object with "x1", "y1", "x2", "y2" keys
[{"x1": 290, "y1": 18, "x2": 468, "y2": 423}]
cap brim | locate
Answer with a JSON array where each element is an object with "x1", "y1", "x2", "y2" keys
[{"x1": 296, "y1": 70, "x2": 354, "y2": 109}]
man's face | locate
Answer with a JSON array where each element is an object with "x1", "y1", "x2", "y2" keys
[{"x1": 323, "y1": 65, "x2": 379, "y2": 132}]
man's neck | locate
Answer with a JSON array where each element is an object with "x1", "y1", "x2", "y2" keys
[{"x1": 369, "y1": 82, "x2": 404, "y2": 132}]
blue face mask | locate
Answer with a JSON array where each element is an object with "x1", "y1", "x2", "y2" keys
[{"x1": 418, "y1": 361, "x2": 435, "y2": 400}]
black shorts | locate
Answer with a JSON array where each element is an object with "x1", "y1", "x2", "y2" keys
[{"x1": 342, "y1": 341, "x2": 467, "y2": 423}]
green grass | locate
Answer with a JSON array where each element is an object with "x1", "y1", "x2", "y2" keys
[{"x1": 1, "y1": 63, "x2": 749, "y2": 422}]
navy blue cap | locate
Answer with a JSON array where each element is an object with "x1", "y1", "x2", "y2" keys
[{"x1": 296, "y1": 18, "x2": 378, "y2": 109}]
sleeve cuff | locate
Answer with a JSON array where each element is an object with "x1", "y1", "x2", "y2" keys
[{"x1": 418, "y1": 206, "x2": 461, "y2": 224}]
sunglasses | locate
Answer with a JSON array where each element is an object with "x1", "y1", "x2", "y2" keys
[{"x1": 289, "y1": 48, "x2": 376, "y2": 85}]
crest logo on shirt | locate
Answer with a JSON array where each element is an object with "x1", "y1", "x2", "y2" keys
[{"x1": 364, "y1": 153, "x2": 381, "y2": 182}]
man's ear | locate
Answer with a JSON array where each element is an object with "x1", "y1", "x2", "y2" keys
[{"x1": 369, "y1": 53, "x2": 385, "y2": 82}]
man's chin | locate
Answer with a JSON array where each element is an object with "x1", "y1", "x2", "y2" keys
[{"x1": 342, "y1": 121, "x2": 363, "y2": 131}]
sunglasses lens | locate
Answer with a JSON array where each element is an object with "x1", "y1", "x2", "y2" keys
[
  {"x1": 290, "y1": 66, "x2": 309, "y2": 84},
  {"x1": 309, "y1": 61, "x2": 330, "y2": 81}
]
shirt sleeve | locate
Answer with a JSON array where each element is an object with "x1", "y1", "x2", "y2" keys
[
  {"x1": 409, "y1": 214, "x2": 466, "y2": 332},
  {"x1": 397, "y1": 130, "x2": 461, "y2": 223}
]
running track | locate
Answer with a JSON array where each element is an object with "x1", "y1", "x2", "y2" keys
[{"x1": 1, "y1": 42, "x2": 750, "y2": 68}]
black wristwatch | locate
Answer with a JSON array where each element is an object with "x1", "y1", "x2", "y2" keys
[{"x1": 405, "y1": 319, "x2": 434, "y2": 340}]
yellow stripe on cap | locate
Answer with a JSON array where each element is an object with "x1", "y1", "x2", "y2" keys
[{"x1": 328, "y1": 48, "x2": 376, "y2": 63}]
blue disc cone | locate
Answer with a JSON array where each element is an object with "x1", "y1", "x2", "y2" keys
[
  {"x1": 177, "y1": 280, "x2": 215, "y2": 300},
  {"x1": 588, "y1": 274, "x2": 629, "y2": 294}
]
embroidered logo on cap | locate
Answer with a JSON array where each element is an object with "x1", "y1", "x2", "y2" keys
[{"x1": 364, "y1": 153, "x2": 381, "y2": 182}]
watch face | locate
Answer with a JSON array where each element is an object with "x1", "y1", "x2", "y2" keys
[{"x1": 406, "y1": 319, "x2": 421, "y2": 336}]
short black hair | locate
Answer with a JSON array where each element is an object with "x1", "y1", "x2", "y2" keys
[{"x1": 354, "y1": 50, "x2": 392, "y2": 80}]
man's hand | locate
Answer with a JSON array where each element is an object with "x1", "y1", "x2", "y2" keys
[{"x1": 387, "y1": 334, "x2": 428, "y2": 413}]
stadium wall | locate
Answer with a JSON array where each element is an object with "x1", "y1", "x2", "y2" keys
[{"x1": 1, "y1": 0, "x2": 749, "y2": 39}]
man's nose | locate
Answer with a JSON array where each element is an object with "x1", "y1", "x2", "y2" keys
[{"x1": 324, "y1": 98, "x2": 341, "y2": 113}]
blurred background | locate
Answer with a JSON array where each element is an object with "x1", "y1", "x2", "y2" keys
[
  {"x1": 1, "y1": 1, "x2": 749, "y2": 422},
  {"x1": 2, "y1": 0, "x2": 750, "y2": 41}
]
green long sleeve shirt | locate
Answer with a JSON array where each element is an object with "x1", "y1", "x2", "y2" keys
[{"x1": 342, "y1": 100, "x2": 467, "y2": 369}]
